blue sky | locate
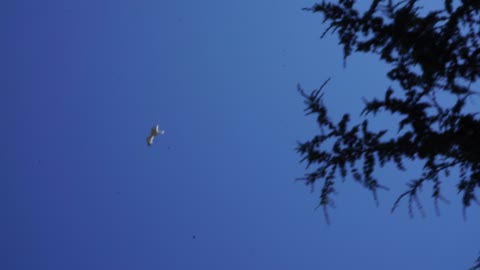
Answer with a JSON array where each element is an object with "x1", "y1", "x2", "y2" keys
[{"x1": 3, "y1": 0, "x2": 479, "y2": 269}]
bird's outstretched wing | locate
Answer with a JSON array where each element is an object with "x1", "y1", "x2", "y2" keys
[{"x1": 147, "y1": 135, "x2": 155, "y2": 146}]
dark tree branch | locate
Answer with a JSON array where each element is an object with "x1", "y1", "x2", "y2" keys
[{"x1": 297, "y1": 0, "x2": 480, "y2": 227}]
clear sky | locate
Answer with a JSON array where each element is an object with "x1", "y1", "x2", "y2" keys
[{"x1": 3, "y1": 0, "x2": 479, "y2": 269}]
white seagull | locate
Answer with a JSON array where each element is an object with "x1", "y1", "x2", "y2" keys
[{"x1": 146, "y1": 124, "x2": 165, "y2": 146}]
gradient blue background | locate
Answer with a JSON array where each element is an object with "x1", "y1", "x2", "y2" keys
[{"x1": 3, "y1": 1, "x2": 479, "y2": 269}]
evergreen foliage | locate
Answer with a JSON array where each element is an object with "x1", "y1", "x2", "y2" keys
[{"x1": 297, "y1": 0, "x2": 480, "y2": 223}]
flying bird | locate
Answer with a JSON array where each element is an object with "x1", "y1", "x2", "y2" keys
[{"x1": 146, "y1": 124, "x2": 165, "y2": 146}]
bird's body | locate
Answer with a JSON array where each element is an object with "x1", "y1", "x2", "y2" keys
[{"x1": 146, "y1": 124, "x2": 165, "y2": 146}]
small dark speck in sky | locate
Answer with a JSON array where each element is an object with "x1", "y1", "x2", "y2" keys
[{"x1": 192, "y1": 235, "x2": 196, "y2": 239}]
